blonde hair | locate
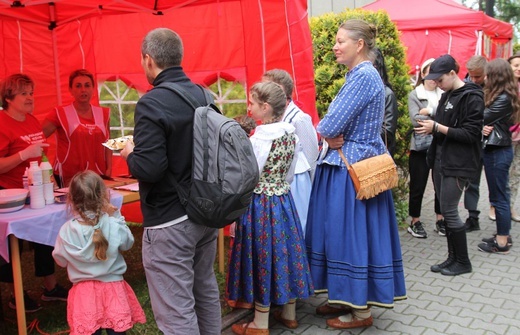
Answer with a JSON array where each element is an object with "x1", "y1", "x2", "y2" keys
[
  {"x1": 466, "y1": 55, "x2": 487, "y2": 72},
  {"x1": 67, "y1": 171, "x2": 110, "y2": 261},
  {"x1": 249, "y1": 81, "x2": 287, "y2": 124},
  {"x1": 339, "y1": 19, "x2": 377, "y2": 57}
]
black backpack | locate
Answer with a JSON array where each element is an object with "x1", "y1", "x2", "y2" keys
[{"x1": 158, "y1": 83, "x2": 259, "y2": 228}]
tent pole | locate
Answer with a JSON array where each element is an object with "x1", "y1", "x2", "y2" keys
[
  {"x1": 51, "y1": 29, "x2": 62, "y2": 106},
  {"x1": 49, "y1": 3, "x2": 62, "y2": 105}
]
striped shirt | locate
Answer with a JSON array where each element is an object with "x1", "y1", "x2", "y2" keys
[{"x1": 317, "y1": 61, "x2": 387, "y2": 167}]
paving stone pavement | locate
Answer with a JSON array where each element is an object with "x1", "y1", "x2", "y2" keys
[{"x1": 221, "y1": 173, "x2": 520, "y2": 335}]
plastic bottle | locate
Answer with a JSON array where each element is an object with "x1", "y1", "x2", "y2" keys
[
  {"x1": 40, "y1": 153, "x2": 53, "y2": 184},
  {"x1": 23, "y1": 167, "x2": 30, "y2": 204},
  {"x1": 28, "y1": 161, "x2": 43, "y2": 186}
]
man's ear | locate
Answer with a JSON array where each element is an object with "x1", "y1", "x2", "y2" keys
[{"x1": 143, "y1": 54, "x2": 153, "y2": 69}]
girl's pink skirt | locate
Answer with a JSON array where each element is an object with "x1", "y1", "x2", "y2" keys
[{"x1": 67, "y1": 280, "x2": 146, "y2": 335}]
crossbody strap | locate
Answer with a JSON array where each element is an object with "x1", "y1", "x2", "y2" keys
[{"x1": 337, "y1": 149, "x2": 351, "y2": 169}]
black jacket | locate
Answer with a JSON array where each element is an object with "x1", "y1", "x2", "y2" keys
[
  {"x1": 427, "y1": 82, "x2": 484, "y2": 178},
  {"x1": 381, "y1": 86, "x2": 398, "y2": 156},
  {"x1": 483, "y1": 93, "x2": 514, "y2": 148},
  {"x1": 127, "y1": 67, "x2": 207, "y2": 227}
]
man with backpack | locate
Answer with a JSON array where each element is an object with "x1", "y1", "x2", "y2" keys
[{"x1": 121, "y1": 28, "x2": 221, "y2": 334}]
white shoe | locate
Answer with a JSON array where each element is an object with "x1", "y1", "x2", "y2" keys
[
  {"x1": 512, "y1": 209, "x2": 520, "y2": 222},
  {"x1": 489, "y1": 206, "x2": 496, "y2": 221}
]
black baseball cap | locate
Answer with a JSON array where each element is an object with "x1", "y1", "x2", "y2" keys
[{"x1": 424, "y1": 54, "x2": 457, "y2": 80}]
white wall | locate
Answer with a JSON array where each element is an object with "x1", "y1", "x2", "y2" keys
[{"x1": 307, "y1": 0, "x2": 375, "y2": 17}]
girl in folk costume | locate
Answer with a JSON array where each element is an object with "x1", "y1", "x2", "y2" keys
[
  {"x1": 262, "y1": 69, "x2": 319, "y2": 238},
  {"x1": 43, "y1": 69, "x2": 112, "y2": 187},
  {"x1": 227, "y1": 81, "x2": 313, "y2": 335},
  {"x1": 53, "y1": 171, "x2": 145, "y2": 335}
]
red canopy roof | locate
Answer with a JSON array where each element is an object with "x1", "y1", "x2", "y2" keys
[
  {"x1": 363, "y1": 0, "x2": 513, "y2": 75},
  {"x1": 0, "y1": 0, "x2": 318, "y2": 123}
]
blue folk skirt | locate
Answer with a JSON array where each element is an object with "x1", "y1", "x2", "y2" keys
[
  {"x1": 305, "y1": 164, "x2": 406, "y2": 309},
  {"x1": 226, "y1": 192, "x2": 314, "y2": 307}
]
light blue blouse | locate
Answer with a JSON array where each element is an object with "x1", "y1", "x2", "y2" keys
[{"x1": 317, "y1": 61, "x2": 387, "y2": 167}]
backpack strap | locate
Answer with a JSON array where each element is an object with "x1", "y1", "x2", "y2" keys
[{"x1": 156, "y1": 82, "x2": 213, "y2": 182}]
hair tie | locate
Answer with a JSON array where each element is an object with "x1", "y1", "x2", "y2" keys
[
  {"x1": 84, "y1": 210, "x2": 96, "y2": 220},
  {"x1": 93, "y1": 223, "x2": 101, "y2": 230}
]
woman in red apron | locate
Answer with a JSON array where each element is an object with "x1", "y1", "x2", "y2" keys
[{"x1": 43, "y1": 69, "x2": 112, "y2": 187}]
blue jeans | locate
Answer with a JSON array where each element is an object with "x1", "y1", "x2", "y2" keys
[{"x1": 483, "y1": 146, "x2": 513, "y2": 236}]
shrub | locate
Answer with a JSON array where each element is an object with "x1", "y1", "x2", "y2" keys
[{"x1": 310, "y1": 9, "x2": 412, "y2": 224}]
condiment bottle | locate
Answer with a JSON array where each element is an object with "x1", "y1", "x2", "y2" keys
[
  {"x1": 28, "y1": 161, "x2": 43, "y2": 186},
  {"x1": 40, "y1": 153, "x2": 53, "y2": 184}
]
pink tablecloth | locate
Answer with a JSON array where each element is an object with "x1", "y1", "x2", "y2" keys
[{"x1": 0, "y1": 192, "x2": 123, "y2": 262}]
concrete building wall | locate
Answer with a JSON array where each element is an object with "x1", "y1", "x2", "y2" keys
[{"x1": 307, "y1": 0, "x2": 375, "y2": 17}]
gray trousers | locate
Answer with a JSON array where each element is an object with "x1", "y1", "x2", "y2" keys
[
  {"x1": 433, "y1": 161, "x2": 470, "y2": 230},
  {"x1": 142, "y1": 219, "x2": 221, "y2": 335}
]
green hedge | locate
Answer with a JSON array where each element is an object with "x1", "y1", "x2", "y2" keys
[{"x1": 310, "y1": 9, "x2": 412, "y2": 223}]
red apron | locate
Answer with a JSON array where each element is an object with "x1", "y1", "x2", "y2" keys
[{"x1": 54, "y1": 104, "x2": 108, "y2": 186}]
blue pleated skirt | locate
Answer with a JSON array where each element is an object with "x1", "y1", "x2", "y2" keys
[
  {"x1": 305, "y1": 164, "x2": 406, "y2": 309},
  {"x1": 226, "y1": 192, "x2": 314, "y2": 307}
]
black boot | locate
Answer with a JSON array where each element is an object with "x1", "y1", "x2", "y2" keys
[
  {"x1": 431, "y1": 227, "x2": 454, "y2": 272},
  {"x1": 441, "y1": 228, "x2": 472, "y2": 276},
  {"x1": 465, "y1": 217, "x2": 480, "y2": 232}
]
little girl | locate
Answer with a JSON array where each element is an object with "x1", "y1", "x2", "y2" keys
[
  {"x1": 53, "y1": 171, "x2": 146, "y2": 335},
  {"x1": 227, "y1": 81, "x2": 313, "y2": 335}
]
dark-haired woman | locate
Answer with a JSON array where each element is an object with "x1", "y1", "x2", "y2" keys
[
  {"x1": 478, "y1": 58, "x2": 520, "y2": 254},
  {"x1": 372, "y1": 47, "x2": 398, "y2": 157}
]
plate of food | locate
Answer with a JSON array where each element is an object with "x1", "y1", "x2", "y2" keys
[{"x1": 103, "y1": 135, "x2": 133, "y2": 151}]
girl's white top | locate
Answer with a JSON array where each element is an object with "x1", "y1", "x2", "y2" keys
[{"x1": 53, "y1": 209, "x2": 134, "y2": 283}]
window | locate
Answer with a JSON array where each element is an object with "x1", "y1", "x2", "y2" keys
[
  {"x1": 98, "y1": 76, "x2": 247, "y2": 139},
  {"x1": 98, "y1": 79, "x2": 139, "y2": 139}
]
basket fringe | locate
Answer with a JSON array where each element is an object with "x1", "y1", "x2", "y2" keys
[{"x1": 355, "y1": 169, "x2": 399, "y2": 200}]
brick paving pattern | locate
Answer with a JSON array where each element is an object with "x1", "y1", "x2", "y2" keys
[{"x1": 222, "y1": 173, "x2": 520, "y2": 334}]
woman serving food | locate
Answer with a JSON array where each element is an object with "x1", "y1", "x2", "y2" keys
[{"x1": 43, "y1": 69, "x2": 112, "y2": 187}]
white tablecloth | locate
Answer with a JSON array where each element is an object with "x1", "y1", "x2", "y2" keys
[{"x1": 0, "y1": 192, "x2": 123, "y2": 262}]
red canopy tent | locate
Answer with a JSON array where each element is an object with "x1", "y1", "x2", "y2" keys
[
  {"x1": 363, "y1": 0, "x2": 514, "y2": 76},
  {"x1": 0, "y1": 0, "x2": 317, "y2": 120},
  {"x1": 0, "y1": 0, "x2": 317, "y2": 222}
]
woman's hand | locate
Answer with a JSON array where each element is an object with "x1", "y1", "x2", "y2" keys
[
  {"x1": 415, "y1": 120, "x2": 435, "y2": 135},
  {"x1": 18, "y1": 143, "x2": 50, "y2": 161},
  {"x1": 482, "y1": 125, "x2": 494, "y2": 137},
  {"x1": 324, "y1": 135, "x2": 344, "y2": 150}
]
